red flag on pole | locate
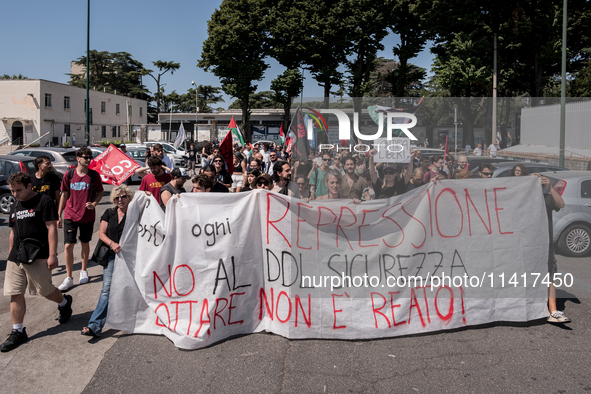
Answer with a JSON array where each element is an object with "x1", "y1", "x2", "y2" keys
[
  {"x1": 219, "y1": 130, "x2": 234, "y2": 175},
  {"x1": 444, "y1": 136, "x2": 449, "y2": 161},
  {"x1": 88, "y1": 144, "x2": 140, "y2": 185}
]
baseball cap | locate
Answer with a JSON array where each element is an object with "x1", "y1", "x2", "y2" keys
[
  {"x1": 119, "y1": 143, "x2": 126, "y2": 147},
  {"x1": 255, "y1": 173, "x2": 272, "y2": 185},
  {"x1": 171, "y1": 168, "x2": 189, "y2": 179}
]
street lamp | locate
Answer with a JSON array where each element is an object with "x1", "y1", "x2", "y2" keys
[
  {"x1": 85, "y1": 0, "x2": 90, "y2": 146},
  {"x1": 192, "y1": 81, "x2": 198, "y2": 145}
]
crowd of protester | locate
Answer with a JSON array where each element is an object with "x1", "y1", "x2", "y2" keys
[{"x1": 0, "y1": 139, "x2": 569, "y2": 352}]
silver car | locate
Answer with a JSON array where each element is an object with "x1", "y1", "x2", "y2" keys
[
  {"x1": 547, "y1": 171, "x2": 591, "y2": 257},
  {"x1": 9, "y1": 147, "x2": 78, "y2": 178}
]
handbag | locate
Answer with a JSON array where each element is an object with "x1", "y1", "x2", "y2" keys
[
  {"x1": 92, "y1": 240, "x2": 111, "y2": 267},
  {"x1": 13, "y1": 216, "x2": 44, "y2": 265}
]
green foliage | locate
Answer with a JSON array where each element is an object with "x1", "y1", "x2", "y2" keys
[
  {"x1": 0, "y1": 74, "x2": 28, "y2": 80},
  {"x1": 68, "y1": 50, "x2": 150, "y2": 100},
  {"x1": 146, "y1": 60, "x2": 181, "y2": 112},
  {"x1": 271, "y1": 69, "x2": 303, "y2": 126},
  {"x1": 198, "y1": 0, "x2": 269, "y2": 131},
  {"x1": 197, "y1": 85, "x2": 225, "y2": 113},
  {"x1": 229, "y1": 91, "x2": 279, "y2": 109}
]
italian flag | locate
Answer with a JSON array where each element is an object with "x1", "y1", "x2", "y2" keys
[{"x1": 228, "y1": 117, "x2": 245, "y2": 146}]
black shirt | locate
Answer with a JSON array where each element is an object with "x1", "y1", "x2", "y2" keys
[
  {"x1": 405, "y1": 180, "x2": 426, "y2": 193},
  {"x1": 101, "y1": 208, "x2": 126, "y2": 245},
  {"x1": 187, "y1": 147, "x2": 198, "y2": 162},
  {"x1": 297, "y1": 161, "x2": 313, "y2": 179},
  {"x1": 8, "y1": 193, "x2": 58, "y2": 262},
  {"x1": 374, "y1": 180, "x2": 407, "y2": 199},
  {"x1": 216, "y1": 170, "x2": 232, "y2": 185},
  {"x1": 211, "y1": 182, "x2": 229, "y2": 193},
  {"x1": 30, "y1": 172, "x2": 61, "y2": 202}
]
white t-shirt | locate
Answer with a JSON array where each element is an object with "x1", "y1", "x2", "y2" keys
[
  {"x1": 489, "y1": 144, "x2": 498, "y2": 157},
  {"x1": 474, "y1": 147, "x2": 482, "y2": 156}
]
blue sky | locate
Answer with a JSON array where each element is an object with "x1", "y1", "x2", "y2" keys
[{"x1": 1, "y1": 0, "x2": 435, "y2": 109}]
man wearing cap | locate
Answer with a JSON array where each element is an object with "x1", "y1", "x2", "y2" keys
[
  {"x1": 340, "y1": 156, "x2": 368, "y2": 200},
  {"x1": 255, "y1": 174, "x2": 274, "y2": 191},
  {"x1": 160, "y1": 168, "x2": 189, "y2": 212}
]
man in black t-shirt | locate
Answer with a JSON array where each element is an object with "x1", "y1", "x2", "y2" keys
[
  {"x1": 1, "y1": 172, "x2": 73, "y2": 353},
  {"x1": 160, "y1": 168, "x2": 189, "y2": 211},
  {"x1": 30, "y1": 155, "x2": 61, "y2": 206}
]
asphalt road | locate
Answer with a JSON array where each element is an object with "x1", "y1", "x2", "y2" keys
[{"x1": 1, "y1": 185, "x2": 591, "y2": 393}]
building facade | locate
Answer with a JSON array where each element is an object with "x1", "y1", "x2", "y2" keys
[{"x1": 0, "y1": 79, "x2": 148, "y2": 148}]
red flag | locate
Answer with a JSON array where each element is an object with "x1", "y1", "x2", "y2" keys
[
  {"x1": 219, "y1": 130, "x2": 234, "y2": 175},
  {"x1": 89, "y1": 144, "x2": 140, "y2": 185},
  {"x1": 444, "y1": 135, "x2": 449, "y2": 161}
]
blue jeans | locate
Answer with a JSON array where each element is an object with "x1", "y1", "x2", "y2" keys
[{"x1": 87, "y1": 255, "x2": 114, "y2": 335}]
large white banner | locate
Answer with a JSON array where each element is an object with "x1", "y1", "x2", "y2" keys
[{"x1": 107, "y1": 177, "x2": 550, "y2": 349}]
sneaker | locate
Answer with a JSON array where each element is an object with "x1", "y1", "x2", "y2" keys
[
  {"x1": 547, "y1": 310, "x2": 571, "y2": 323},
  {"x1": 58, "y1": 295, "x2": 73, "y2": 324},
  {"x1": 58, "y1": 277, "x2": 74, "y2": 291},
  {"x1": 79, "y1": 270, "x2": 89, "y2": 284},
  {"x1": 0, "y1": 328, "x2": 28, "y2": 352}
]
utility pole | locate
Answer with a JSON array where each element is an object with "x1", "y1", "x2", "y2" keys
[{"x1": 559, "y1": 0, "x2": 567, "y2": 167}]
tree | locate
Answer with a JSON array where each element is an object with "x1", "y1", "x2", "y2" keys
[
  {"x1": 343, "y1": 0, "x2": 391, "y2": 112},
  {"x1": 229, "y1": 91, "x2": 279, "y2": 110},
  {"x1": 271, "y1": 69, "x2": 304, "y2": 128},
  {"x1": 145, "y1": 60, "x2": 181, "y2": 112},
  {"x1": 1, "y1": 74, "x2": 28, "y2": 79},
  {"x1": 386, "y1": 0, "x2": 429, "y2": 104},
  {"x1": 199, "y1": 0, "x2": 269, "y2": 140},
  {"x1": 197, "y1": 85, "x2": 224, "y2": 113},
  {"x1": 69, "y1": 51, "x2": 150, "y2": 100}
]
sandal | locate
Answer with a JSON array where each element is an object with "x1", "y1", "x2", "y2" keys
[{"x1": 81, "y1": 327, "x2": 100, "y2": 337}]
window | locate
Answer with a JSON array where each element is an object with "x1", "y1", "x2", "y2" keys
[
  {"x1": 101, "y1": 126, "x2": 106, "y2": 138},
  {"x1": 581, "y1": 180, "x2": 591, "y2": 199},
  {"x1": 101, "y1": 101, "x2": 106, "y2": 114},
  {"x1": 117, "y1": 126, "x2": 121, "y2": 138},
  {"x1": 112, "y1": 126, "x2": 117, "y2": 138},
  {"x1": 116, "y1": 103, "x2": 120, "y2": 115},
  {"x1": 64, "y1": 96, "x2": 70, "y2": 110},
  {"x1": 45, "y1": 94, "x2": 52, "y2": 108},
  {"x1": 140, "y1": 107, "x2": 143, "y2": 117},
  {"x1": 64, "y1": 124, "x2": 70, "y2": 137}
]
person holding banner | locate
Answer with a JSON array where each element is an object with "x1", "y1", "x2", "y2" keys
[
  {"x1": 160, "y1": 168, "x2": 189, "y2": 212},
  {"x1": 81, "y1": 185, "x2": 134, "y2": 338}
]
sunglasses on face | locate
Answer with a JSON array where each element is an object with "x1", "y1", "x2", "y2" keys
[
  {"x1": 214, "y1": 160, "x2": 223, "y2": 163},
  {"x1": 481, "y1": 172, "x2": 493, "y2": 176},
  {"x1": 81, "y1": 156, "x2": 93, "y2": 160},
  {"x1": 384, "y1": 171, "x2": 396, "y2": 175},
  {"x1": 322, "y1": 158, "x2": 331, "y2": 162},
  {"x1": 114, "y1": 195, "x2": 128, "y2": 201}
]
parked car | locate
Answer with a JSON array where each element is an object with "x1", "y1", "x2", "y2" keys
[
  {"x1": 9, "y1": 147, "x2": 77, "y2": 178},
  {"x1": 0, "y1": 155, "x2": 37, "y2": 214},
  {"x1": 89, "y1": 147, "x2": 144, "y2": 184},
  {"x1": 126, "y1": 143, "x2": 186, "y2": 168},
  {"x1": 470, "y1": 161, "x2": 566, "y2": 177},
  {"x1": 465, "y1": 157, "x2": 512, "y2": 172},
  {"x1": 546, "y1": 171, "x2": 591, "y2": 257}
]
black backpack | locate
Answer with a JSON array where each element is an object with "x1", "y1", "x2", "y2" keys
[{"x1": 66, "y1": 168, "x2": 98, "y2": 202}]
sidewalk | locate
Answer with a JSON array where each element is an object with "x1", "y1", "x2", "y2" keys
[{"x1": 0, "y1": 236, "x2": 119, "y2": 394}]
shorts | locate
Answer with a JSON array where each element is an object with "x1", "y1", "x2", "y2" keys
[
  {"x1": 64, "y1": 219, "x2": 94, "y2": 244},
  {"x1": 231, "y1": 174, "x2": 244, "y2": 188},
  {"x1": 4, "y1": 259, "x2": 55, "y2": 297}
]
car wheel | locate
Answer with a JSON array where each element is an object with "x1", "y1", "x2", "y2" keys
[
  {"x1": 558, "y1": 223, "x2": 591, "y2": 257},
  {"x1": 0, "y1": 193, "x2": 15, "y2": 214}
]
